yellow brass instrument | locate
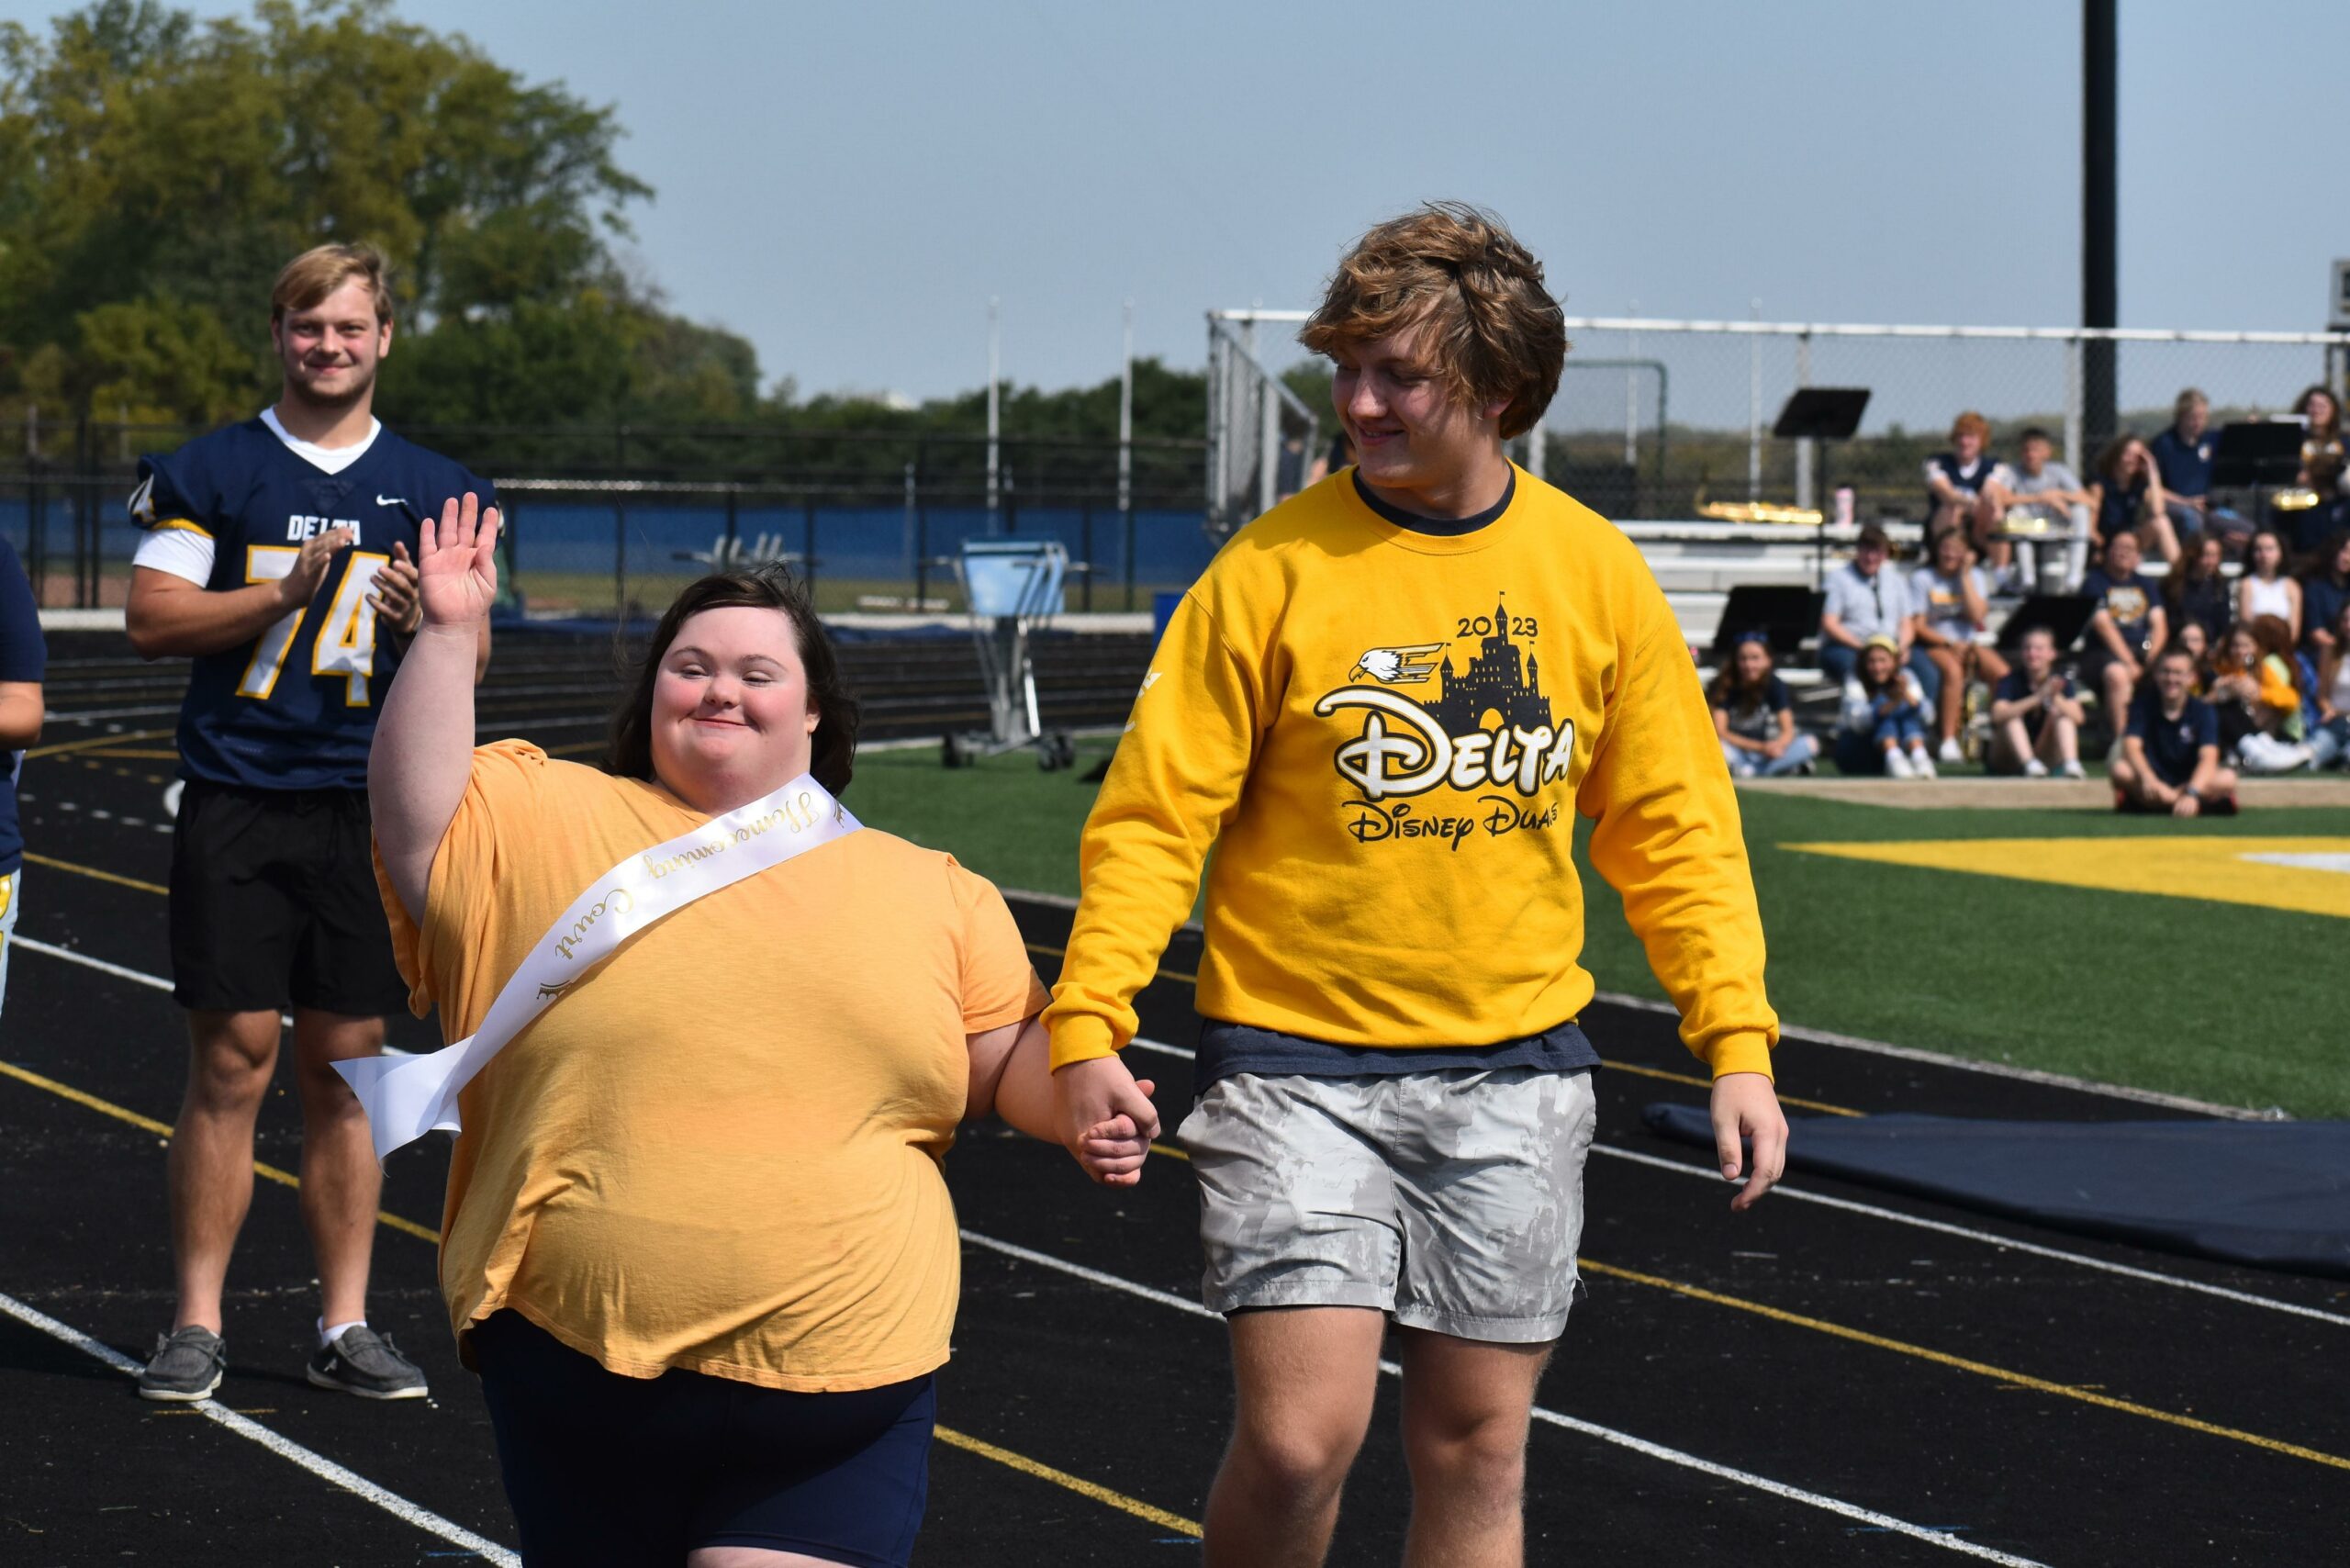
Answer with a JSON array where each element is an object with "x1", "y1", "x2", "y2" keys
[
  {"x1": 1696, "y1": 500, "x2": 1824, "y2": 527},
  {"x1": 2273, "y1": 487, "x2": 2321, "y2": 511}
]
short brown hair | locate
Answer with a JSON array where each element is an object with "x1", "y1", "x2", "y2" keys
[
  {"x1": 607, "y1": 566, "x2": 861, "y2": 795},
  {"x1": 1299, "y1": 203, "x2": 1565, "y2": 440},
  {"x1": 272, "y1": 243, "x2": 394, "y2": 327},
  {"x1": 1950, "y1": 410, "x2": 1989, "y2": 444}
]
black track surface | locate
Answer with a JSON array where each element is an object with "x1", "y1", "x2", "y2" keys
[{"x1": 2, "y1": 633, "x2": 2343, "y2": 1566}]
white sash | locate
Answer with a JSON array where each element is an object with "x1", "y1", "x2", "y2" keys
[{"x1": 336, "y1": 772, "x2": 861, "y2": 1161}]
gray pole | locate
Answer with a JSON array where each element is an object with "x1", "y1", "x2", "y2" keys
[
  {"x1": 1747, "y1": 299, "x2": 1762, "y2": 500},
  {"x1": 2083, "y1": 0, "x2": 2118, "y2": 450},
  {"x1": 1118, "y1": 299, "x2": 1134, "y2": 518},
  {"x1": 987, "y1": 297, "x2": 1002, "y2": 518}
]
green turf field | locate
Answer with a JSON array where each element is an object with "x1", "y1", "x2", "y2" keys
[{"x1": 848, "y1": 742, "x2": 2345, "y2": 1119}]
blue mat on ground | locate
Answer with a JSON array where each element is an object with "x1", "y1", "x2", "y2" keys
[{"x1": 1641, "y1": 1104, "x2": 2350, "y2": 1278}]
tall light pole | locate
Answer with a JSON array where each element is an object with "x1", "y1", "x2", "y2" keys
[
  {"x1": 987, "y1": 297, "x2": 1002, "y2": 518},
  {"x1": 2083, "y1": 0, "x2": 2117, "y2": 451}
]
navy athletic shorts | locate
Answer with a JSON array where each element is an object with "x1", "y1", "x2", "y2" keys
[
  {"x1": 472, "y1": 1311, "x2": 935, "y2": 1568},
  {"x1": 167, "y1": 778, "x2": 407, "y2": 1016}
]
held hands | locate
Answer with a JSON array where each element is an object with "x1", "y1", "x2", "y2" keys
[
  {"x1": 416, "y1": 492, "x2": 501, "y2": 630},
  {"x1": 1710, "y1": 1070, "x2": 1788, "y2": 1213},
  {"x1": 1054, "y1": 1054, "x2": 1163, "y2": 1188}
]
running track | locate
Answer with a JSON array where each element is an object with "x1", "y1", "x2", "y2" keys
[{"x1": 1, "y1": 631, "x2": 2342, "y2": 1565}]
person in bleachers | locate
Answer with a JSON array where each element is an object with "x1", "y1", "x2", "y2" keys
[
  {"x1": 2308, "y1": 599, "x2": 2350, "y2": 769},
  {"x1": 2298, "y1": 528, "x2": 2348, "y2": 662},
  {"x1": 2168, "y1": 620, "x2": 2213, "y2": 693},
  {"x1": 1708, "y1": 631, "x2": 1818, "y2": 778},
  {"x1": 1908, "y1": 527, "x2": 2009, "y2": 766},
  {"x1": 2092, "y1": 433, "x2": 2182, "y2": 563},
  {"x1": 2210, "y1": 616, "x2": 2313, "y2": 773},
  {"x1": 2077, "y1": 530, "x2": 2167, "y2": 734},
  {"x1": 1986, "y1": 624, "x2": 2086, "y2": 778},
  {"x1": 1923, "y1": 410, "x2": 1998, "y2": 548},
  {"x1": 1835, "y1": 634, "x2": 1936, "y2": 778},
  {"x1": 2235, "y1": 527, "x2": 2300, "y2": 647},
  {"x1": 2164, "y1": 532, "x2": 2232, "y2": 648},
  {"x1": 2284, "y1": 386, "x2": 2347, "y2": 553},
  {"x1": 2112, "y1": 645, "x2": 2237, "y2": 815},
  {"x1": 1981, "y1": 426, "x2": 2094, "y2": 589},
  {"x1": 1818, "y1": 523, "x2": 1937, "y2": 711},
  {"x1": 2149, "y1": 388, "x2": 2250, "y2": 549}
]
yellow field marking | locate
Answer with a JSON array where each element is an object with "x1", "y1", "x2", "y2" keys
[
  {"x1": 0, "y1": 1061, "x2": 440, "y2": 1244},
  {"x1": 1785, "y1": 835, "x2": 2350, "y2": 921},
  {"x1": 4, "y1": 1057, "x2": 1200, "y2": 1531},
  {"x1": 20, "y1": 853, "x2": 169, "y2": 898},
  {"x1": 934, "y1": 1425, "x2": 1202, "y2": 1538},
  {"x1": 1581, "y1": 1256, "x2": 2350, "y2": 1472},
  {"x1": 76, "y1": 747, "x2": 180, "y2": 760},
  {"x1": 1606, "y1": 1060, "x2": 1863, "y2": 1118},
  {"x1": 24, "y1": 727, "x2": 177, "y2": 760}
]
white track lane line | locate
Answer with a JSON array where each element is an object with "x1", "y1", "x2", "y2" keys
[
  {"x1": 0, "y1": 1289, "x2": 518, "y2": 1566},
  {"x1": 1014, "y1": 890, "x2": 2271, "y2": 1120},
  {"x1": 11, "y1": 936, "x2": 405, "y2": 1053},
  {"x1": 1125, "y1": 1034, "x2": 2344, "y2": 1327},
  {"x1": 958, "y1": 1230, "x2": 2052, "y2": 1568}
]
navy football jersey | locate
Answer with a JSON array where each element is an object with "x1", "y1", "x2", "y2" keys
[{"x1": 129, "y1": 417, "x2": 493, "y2": 790}]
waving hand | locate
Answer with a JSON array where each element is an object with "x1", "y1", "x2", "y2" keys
[{"x1": 419, "y1": 492, "x2": 501, "y2": 629}]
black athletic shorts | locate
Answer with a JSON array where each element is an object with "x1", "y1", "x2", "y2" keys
[
  {"x1": 167, "y1": 778, "x2": 408, "y2": 1016},
  {"x1": 472, "y1": 1311, "x2": 934, "y2": 1568}
]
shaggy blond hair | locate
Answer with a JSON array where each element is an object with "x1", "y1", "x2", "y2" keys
[
  {"x1": 1299, "y1": 203, "x2": 1565, "y2": 440},
  {"x1": 271, "y1": 243, "x2": 393, "y2": 327}
]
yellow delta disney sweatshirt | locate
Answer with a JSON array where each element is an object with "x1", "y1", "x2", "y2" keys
[{"x1": 1044, "y1": 468, "x2": 1779, "y2": 1078}]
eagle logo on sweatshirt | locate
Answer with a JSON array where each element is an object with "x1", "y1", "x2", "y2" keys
[{"x1": 1315, "y1": 596, "x2": 1573, "y2": 808}]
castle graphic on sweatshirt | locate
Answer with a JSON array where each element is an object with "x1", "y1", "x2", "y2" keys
[{"x1": 1315, "y1": 595, "x2": 1575, "y2": 812}]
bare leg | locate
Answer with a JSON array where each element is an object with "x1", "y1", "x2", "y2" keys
[
  {"x1": 1203, "y1": 1307, "x2": 1386, "y2": 1568},
  {"x1": 1991, "y1": 718, "x2": 2032, "y2": 773},
  {"x1": 292, "y1": 1008, "x2": 386, "y2": 1328},
  {"x1": 2039, "y1": 715, "x2": 2080, "y2": 769},
  {"x1": 168, "y1": 1010, "x2": 281, "y2": 1334},
  {"x1": 2101, "y1": 662, "x2": 2137, "y2": 733},
  {"x1": 2137, "y1": 514, "x2": 2181, "y2": 564},
  {"x1": 1397, "y1": 1330, "x2": 1551, "y2": 1568},
  {"x1": 1927, "y1": 648, "x2": 1965, "y2": 742},
  {"x1": 2109, "y1": 754, "x2": 2147, "y2": 804}
]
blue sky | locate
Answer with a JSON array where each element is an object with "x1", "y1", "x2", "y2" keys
[{"x1": 9, "y1": 0, "x2": 2348, "y2": 407}]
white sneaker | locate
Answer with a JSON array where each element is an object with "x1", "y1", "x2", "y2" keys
[
  {"x1": 2022, "y1": 757, "x2": 2050, "y2": 778},
  {"x1": 1884, "y1": 747, "x2": 1915, "y2": 779},
  {"x1": 1937, "y1": 736, "x2": 1964, "y2": 766},
  {"x1": 2058, "y1": 758, "x2": 2087, "y2": 779},
  {"x1": 1908, "y1": 746, "x2": 1938, "y2": 779}
]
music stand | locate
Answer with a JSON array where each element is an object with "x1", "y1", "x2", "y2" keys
[
  {"x1": 1709, "y1": 584, "x2": 1826, "y2": 664},
  {"x1": 1773, "y1": 388, "x2": 1872, "y2": 588},
  {"x1": 1995, "y1": 593, "x2": 2097, "y2": 655},
  {"x1": 2210, "y1": 420, "x2": 2306, "y2": 523}
]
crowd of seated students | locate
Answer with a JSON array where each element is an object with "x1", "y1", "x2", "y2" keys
[{"x1": 1714, "y1": 386, "x2": 2350, "y2": 795}]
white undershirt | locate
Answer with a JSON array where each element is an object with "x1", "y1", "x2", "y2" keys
[{"x1": 131, "y1": 409, "x2": 383, "y2": 586}]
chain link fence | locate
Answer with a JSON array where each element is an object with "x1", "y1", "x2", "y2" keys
[
  {"x1": 2, "y1": 422, "x2": 1212, "y2": 616},
  {"x1": 1209, "y1": 309, "x2": 2350, "y2": 528}
]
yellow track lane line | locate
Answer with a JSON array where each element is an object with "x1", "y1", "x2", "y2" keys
[
  {"x1": 0, "y1": 1060, "x2": 439, "y2": 1245},
  {"x1": 24, "y1": 726, "x2": 178, "y2": 760},
  {"x1": 933, "y1": 1426, "x2": 1201, "y2": 1538},
  {"x1": 22, "y1": 852, "x2": 169, "y2": 898},
  {"x1": 1606, "y1": 1060, "x2": 1863, "y2": 1118},
  {"x1": 1579, "y1": 1257, "x2": 2350, "y2": 1473},
  {"x1": 1, "y1": 1057, "x2": 1209, "y2": 1525}
]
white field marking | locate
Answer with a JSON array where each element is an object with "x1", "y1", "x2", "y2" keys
[
  {"x1": 957, "y1": 1230, "x2": 2050, "y2": 1568},
  {"x1": 1003, "y1": 888, "x2": 2272, "y2": 1120},
  {"x1": 1123, "y1": 1033, "x2": 2342, "y2": 1327},
  {"x1": 1588, "y1": 1144, "x2": 2350, "y2": 1328},
  {"x1": 11, "y1": 936, "x2": 401, "y2": 1052},
  {"x1": 1583, "y1": 989, "x2": 2278, "y2": 1122},
  {"x1": 0, "y1": 1289, "x2": 519, "y2": 1567},
  {"x1": 2242, "y1": 851, "x2": 2350, "y2": 875}
]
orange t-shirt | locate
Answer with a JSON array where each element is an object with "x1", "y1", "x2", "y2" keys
[{"x1": 380, "y1": 741, "x2": 1047, "y2": 1392}]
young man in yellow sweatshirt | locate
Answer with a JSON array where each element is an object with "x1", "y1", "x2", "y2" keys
[{"x1": 1046, "y1": 203, "x2": 1788, "y2": 1568}]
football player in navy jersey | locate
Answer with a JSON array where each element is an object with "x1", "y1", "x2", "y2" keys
[{"x1": 125, "y1": 244, "x2": 492, "y2": 1404}]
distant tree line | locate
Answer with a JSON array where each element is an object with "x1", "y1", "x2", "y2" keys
[{"x1": 0, "y1": 0, "x2": 1214, "y2": 489}]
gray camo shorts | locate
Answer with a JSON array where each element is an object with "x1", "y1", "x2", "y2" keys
[{"x1": 1177, "y1": 1068, "x2": 1598, "y2": 1343}]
